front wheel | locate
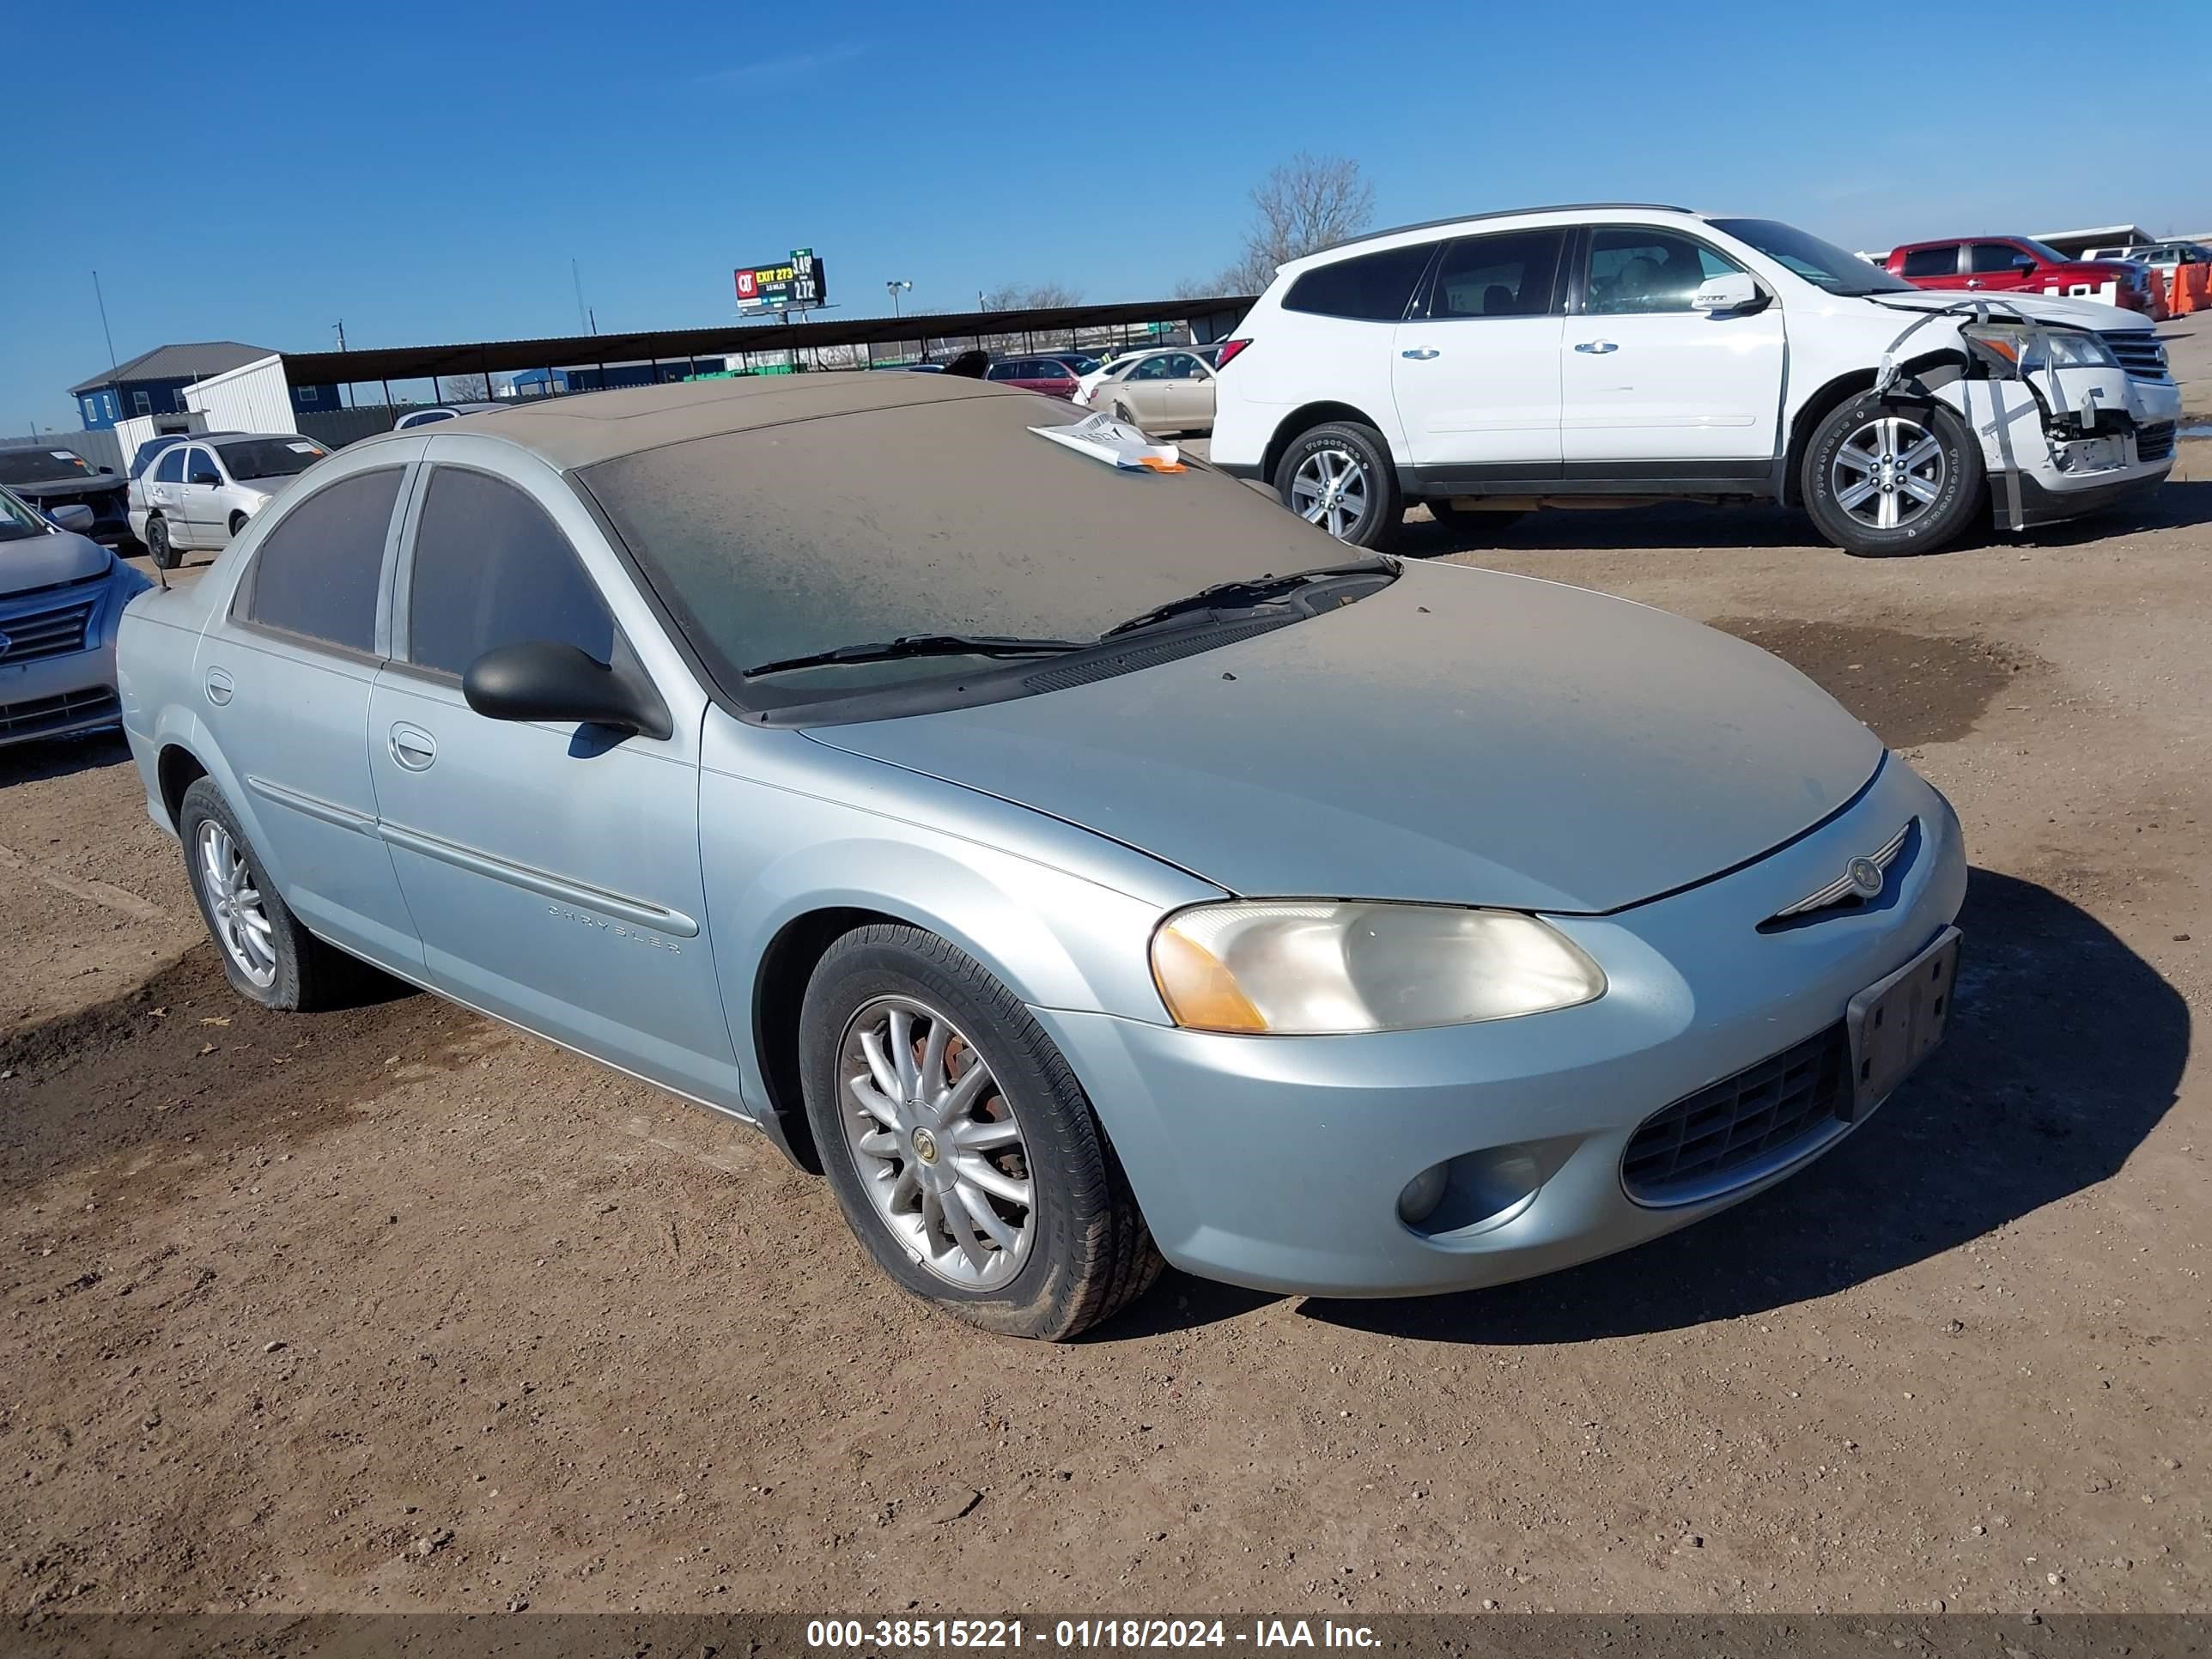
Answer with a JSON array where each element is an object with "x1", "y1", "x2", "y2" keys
[
  {"x1": 1273, "y1": 420, "x2": 1403, "y2": 549},
  {"x1": 1803, "y1": 392, "x2": 1984, "y2": 556},
  {"x1": 799, "y1": 924, "x2": 1164, "y2": 1340}
]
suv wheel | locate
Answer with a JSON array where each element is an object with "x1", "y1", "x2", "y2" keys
[
  {"x1": 799, "y1": 924, "x2": 1164, "y2": 1340},
  {"x1": 1274, "y1": 420, "x2": 1402, "y2": 550},
  {"x1": 1804, "y1": 392, "x2": 1984, "y2": 556}
]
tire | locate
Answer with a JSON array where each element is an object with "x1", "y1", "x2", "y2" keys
[
  {"x1": 1425, "y1": 500, "x2": 1524, "y2": 539},
  {"x1": 798, "y1": 924, "x2": 1164, "y2": 1340},
  {"x1": 177, "y1": 778, "x2": 374, "y2": 1012},
  {"x1": 146, "y1": 515, "x2": 179, "y2": 570},
  {"x1": 227, "y1": 512, "x2": 250, "y2": 542},
  {"x1": 1803, "y1": 391, "x2": 1984, "y2": 556},
  {"x1": 1273, "y1": 420, "x2": 1404, "y2": 550},
  {"x1": 1112, "y1": 403, "x2": 1139, "y2": 428}
]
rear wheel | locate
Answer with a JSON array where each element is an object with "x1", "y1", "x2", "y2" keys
[
  {"x1": 1804, "y1": 392, "x2": 1984, "y2": 556},
  {"x1": 1273, "y1": 420, "x2": 1403, "y2": 550},
  {"x1": 146, "y1": 515, "x2": 179, "y2": 570}
]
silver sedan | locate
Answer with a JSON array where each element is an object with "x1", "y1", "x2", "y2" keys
[{"x1": 117, "y1": 374, "x2": 1966, "y2": 1339}]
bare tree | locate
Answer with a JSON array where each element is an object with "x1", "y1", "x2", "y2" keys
[
  {"x1": 1216, "y1": 152, "x2": 1375, "y2": 295},
  {"x1": 980, "y1": 281, "x2": 1085, "y2": 312},
  {"x1": 434, "y1": 373, "x2": 492, "y2": 402}
]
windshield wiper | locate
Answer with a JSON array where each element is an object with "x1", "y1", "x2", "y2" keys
[
  {"x1": 1101, "y1": 556, "x2": 1395, "y2": 641},
  {"x1": 743, "y1": 632, "x2": 1090, "y2": 678}
]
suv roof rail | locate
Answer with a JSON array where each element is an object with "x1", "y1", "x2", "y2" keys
[{"x1": 1314, "y1": 203, "x2": 1696, "y2": 258}]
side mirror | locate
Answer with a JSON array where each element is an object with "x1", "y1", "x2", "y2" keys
[
  {"x1": 1689, "y1": 272, "x2": 1762, "y2": 314},
  {"x1": 2012, "y1": 255, "x2": 2038, "y2": 272},
  {"x1": 462, "y1": 641, "x2": 672, "y2": 741},
  {"x1": 48, "y1": 504, "x2": 96, "y2": 533}
]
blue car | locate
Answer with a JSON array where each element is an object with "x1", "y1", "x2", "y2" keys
[
  {"x1": 1, "y1": 483, "x2": 151, "y2": 746},
  {"x1": 113, "y1": 374, "x2": 1966, "y2": 1339}
]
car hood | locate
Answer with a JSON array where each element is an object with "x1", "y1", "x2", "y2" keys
[
  {"x1": 6, "y1": 472, "x2": 122, "y2": 501},
  {"x1": 1867, "y1": 288, "x2": 2142, "y2": 331},
  {"x1": 805, "y1": 567, "x2": 1885, "y2": 914},
  {"x1": 0, "y1": 530, "x2": 111, "y2": 595}
]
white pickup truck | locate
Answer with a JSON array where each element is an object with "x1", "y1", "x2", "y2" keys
[{"x1": 1206, "y1": 205, "x2": 2180, "y2": 556}]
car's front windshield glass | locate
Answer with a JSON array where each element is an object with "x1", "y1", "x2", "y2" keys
[
  {"x1": 0, "y1": 449, "x2": 92, "y2": 484},
  {"x1": 1709, "y1": 218, "x2": 1917, "y2": 295},
  {"x1": 580, "y1": 392, "x2": 1374, "y2": 707},
  {"x1": 216, "y1": 438, "x2": 325, "y2": 481},
  {"x1": 2019, "y1": 238, "x2": 2069, "y2": 264},
  {"x1": 0, "y1": 486, "x2": 48, "y2": 542}
]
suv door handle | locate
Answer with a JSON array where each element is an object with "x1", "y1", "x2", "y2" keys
[
  {"x1": 1965, "y1": 278, "x2": 1985, "y2": 289},
  {"x1": 389, "y1": 724, "x2": 437, "y2": 771},
  {"x1": 1573, "y1": 340, "x2": 1619, "y2": 355},
  {"x1": 1401, "y1": 348, "x2": 1441, "y2": 361}
]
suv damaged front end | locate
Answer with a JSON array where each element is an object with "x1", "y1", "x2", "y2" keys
[{"x1": 1876, "y1": 301, "x2": 2179, "y2": 530}]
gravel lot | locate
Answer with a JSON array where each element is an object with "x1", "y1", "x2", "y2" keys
[{"x1": 3, "y1": 326, "x2": 2208, "y2": 1618}]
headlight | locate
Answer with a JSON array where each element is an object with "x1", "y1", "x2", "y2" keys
[
  {"x1": 1149, "y1": 901, "x2": 1605, "y2": 1035},
  {"x1": 1962, "y1": 324, "x2": 2118, "y2": 375}
]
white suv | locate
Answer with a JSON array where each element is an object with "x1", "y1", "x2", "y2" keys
[{"x1": 1208, "y1": 204, "x2": 2181, "y2": 556}]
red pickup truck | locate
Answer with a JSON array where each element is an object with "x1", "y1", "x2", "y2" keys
[{"x1": 1884, "y1": 236, "x2": 2160, "y2": 316}]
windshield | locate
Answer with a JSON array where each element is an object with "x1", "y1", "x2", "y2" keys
[
  {"x1": 0, "y1": 449, "x2": 93, "y2": 485},
  {"x1": 2017, "y1": 238, "x2": 2070, "y2": 264},
  {"x1": 0, "y1": 485, "x2": 48, "y2": 542},
  {"x1": 1708, "y1": 218, "x2": 1916, "y2": 295},
  {"x1": 216, "y1": 437, "x2": 325, "y2": 481},
  {"x1": 579, "y1": 392, "x2": 1364, "y2": 710}
]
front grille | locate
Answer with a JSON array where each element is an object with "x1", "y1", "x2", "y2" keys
[
  {"x1": 2105, "y1": 333, "x2": 2172, "y2": 383},
  {"x1": 0, "y1": 596, "x2": 96, "y2": 665},
  {"x1": 2136, "y1": 422, "x2": 2177, "y2": 465},
  {"x1": 1622, "y1": 1024, "x2": 1850, "y2": 1206},
  {"x1": 0, "y1": 686, "x2": 119, "y2": 741}
]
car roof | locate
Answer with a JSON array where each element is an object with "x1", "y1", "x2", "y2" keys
[
  {"x1": 351, "y1": 373, "x2": 1053, "y2": 473},
  {"x1": 1310, "y1": 202, "x2": 1693, "y2": 259}
]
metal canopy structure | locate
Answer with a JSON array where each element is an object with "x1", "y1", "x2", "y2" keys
[{"x1": 277, "y1": 295, "x2": 1255, "y2": 389}]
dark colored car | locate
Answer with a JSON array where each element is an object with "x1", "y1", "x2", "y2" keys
[
  {"x1": 982, "y1": 356, "x2": 1083, "y2": 399},
  {"x1": 1884, "y1": 236, "x2": 2159, "y2": 316},
  {"x1": 0, "y1": 446, "x2": 135, "y2": 550}
]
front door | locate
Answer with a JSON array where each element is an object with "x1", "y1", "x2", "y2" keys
[
  {"x1": 1559, "y1": 225, "x2": 1786, "y2": 470},
  {"x1": 1390, "y1": 226, "x2": 1569, "y2": 483},
  {"x1": 366, "y1": 453, "x2": 735, "y2": 1102},
  {"x1": 180, "y1": 445, "x2": 225, "y2": 546}
]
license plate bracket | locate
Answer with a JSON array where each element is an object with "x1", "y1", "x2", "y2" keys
[{"x1": 1844, "y1": 927, "x2": 1962, "y2": 1120}]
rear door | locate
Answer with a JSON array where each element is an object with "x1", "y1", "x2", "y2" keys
[
  {"x1": 148, "y1": 445, "x2": 187, "y2": 539},
  {"x1": 1390, "y1": 226, "x2": 1568, "y2": 480},
  {"x1": 1559, "y1": 224, "x2": 1785, "y2": 474},
  {"x1": 366, "y1": 441, "x2": 734, "y2": 1102}
]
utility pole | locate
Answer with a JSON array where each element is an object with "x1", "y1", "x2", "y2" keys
[
  {"x1": 333, "y1": 319, "x2": 348, "y2": 353},
  {"x1": 573, "y1": 259, "x2": 595, "y2": 333},
  {"x1": 91, "y1": 270, "x2": 119, "y2": 380}
]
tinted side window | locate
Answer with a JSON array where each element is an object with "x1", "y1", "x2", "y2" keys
[
  {"x1": 1281, "y1": 242, "x2": 1435, "y2": 321},
  {"x1": 1900, "y1": 246, "x2": 1957, "y2": 277},
  {"x1": 1969, "y1": 242, "x2": 2028, "y2": 273},
  {"x1": 1429, "y1": 228, "x2": 1567, "y2": 319},
  {"x1": 1584, "y1": 228, "x2": 1747, "y2": 314},
  {"x1": 244, "y1": 469, "x2": 403, "y2": 653},
  {"x1": 186, "y1": 447, "x2": 222, "y2": 484},
  {"x1": 408, "y1": 468, "x2": 615, "y2": 678},
  {"x1": 984, "y1": 362, "x2": 1017, "y2": 380},
  {"x1": 154, "y1": 447, "x2": 186, "y2": 484}
]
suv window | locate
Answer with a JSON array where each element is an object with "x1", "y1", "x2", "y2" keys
[
  {"x1": 154, "y1": 447, "x2": 186, "y2": 484},
  {"x1": 1281, "y1": 242, "x2": 1434, "y2": 322},
  {"x1": 1428, "y1": 228, "x2": 1566, "y2": 319},
  {"x1": 1900, "y1": 246, "x2": 1957, "y2": 278},
  {"x1": 984, "y1": 362, "x2": 1018, "y2": 380},
  {"x1": 243, "y1": 468, "x2": 404, "y2": 653},
  {"x1": 1584, "y1": 228, "x2": 1746, "y2": 314},
  {"x1": 407, "y1": 467, "x2": 615, "y2": 678},
  {"x1": 1969, "y1": 242, "x2": 2031, "y2": 274},
  {"x1": 186, "y1": 447, "x2": 223, "y2": 485}
]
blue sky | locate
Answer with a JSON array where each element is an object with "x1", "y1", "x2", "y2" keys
[{"x1": 5, "y1": 0, "x2": 2206, "y2": 430}]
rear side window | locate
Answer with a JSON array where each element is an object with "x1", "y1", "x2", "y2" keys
[
  {"x1": 243, "y1": 468, "x2": 404, "y2": 653},
  {"x1": 407, "y1": 467, "x2": 615, "y2": 677},
  {"x1": 1282, "y1": 242, "x2": 1434, "y2": 321},
  {"x1": 1900, "y1": 246, "x2": 1956, "y2": 278},
  {"x1": 1428, "y1": 228, "x2": 1567, "y2": 319},
  {"x1": 154, "y1": 447, "x2": 186, "y2": 484}
]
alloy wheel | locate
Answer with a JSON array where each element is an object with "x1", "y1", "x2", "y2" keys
[
  {"x1": 196, "y1": 819, "x2": 276, "y2": 988},
  {"x1": 836, "y1": 995, "x2": 1036, "y2": 1290},
  {"x1": 1831, "y1": 416, "x2": 1947, "y2": 532},
  {"x1": 1290, "y1": 446, "x2": 1371, "y2": 539}
]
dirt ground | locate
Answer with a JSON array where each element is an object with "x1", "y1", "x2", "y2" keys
[{"x1": 3, "y1": 328, "x2": 2209, "y2": 1620}]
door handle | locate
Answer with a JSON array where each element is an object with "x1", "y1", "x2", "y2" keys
[
  {"x1": 1965, "y1": 278, "x2": 1985, "y2": 289},
  {"x1": 1401, "y1": 348, "x2": 1441, "y2": 361},
  {"x1": 204, "y1": 667, "x2": 234, "y2": 706},
  {"x1": 389, "y1": 723, "x2": 437, "y2": 771},
  {"x1": 1573, "y1": 340, "x2": 1620, "y2": 355}
]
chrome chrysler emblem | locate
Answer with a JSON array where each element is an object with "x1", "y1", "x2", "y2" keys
[{"x1": 1846, "y1": 856, "x2": 1886, "y2": 897}]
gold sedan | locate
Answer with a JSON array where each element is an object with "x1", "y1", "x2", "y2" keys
[{"x1": 1084, "y1": 349, "x2": 1218, "y2": 436}]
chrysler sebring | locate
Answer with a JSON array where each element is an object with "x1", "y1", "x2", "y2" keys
[{"x1": 116, "y1": 374, "x2": 1965, "y2": 1339}]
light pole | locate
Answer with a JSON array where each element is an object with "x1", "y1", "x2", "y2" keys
[{"x1": 885, "y1": 279, "x2": 913, "y2": 318}]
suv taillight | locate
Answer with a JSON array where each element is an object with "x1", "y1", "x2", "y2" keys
[{"x1": 1212, "y1": 338, "x2": 1251, "y2": 369}]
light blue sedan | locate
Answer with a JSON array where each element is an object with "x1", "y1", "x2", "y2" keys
[
  {"x1": 116, "y1": 374, "x2": 1966, "y2": 1339},
  {"x1": 2, "y1": 484, "x2": 150, "y2": 746}
]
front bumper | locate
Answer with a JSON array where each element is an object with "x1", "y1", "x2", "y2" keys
[
  {"x1": 0, "y1": 572, "x2": 137, "y2": 747},
  {"x1": 1039, "y1": 756, "x2": 1968, "y2": 1297},
  {"x1": 1950, "y1": 367, "x2": 2179, "y2": 531}
]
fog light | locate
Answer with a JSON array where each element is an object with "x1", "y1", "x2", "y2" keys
[{"x1": 1396, "y1": 1164, "x2": 1449, "y2": 1225}]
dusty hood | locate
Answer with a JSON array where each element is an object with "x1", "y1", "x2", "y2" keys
[
  {"x1": 807, "y1": 566, "x2": 1885, "y2": 914},
  {"x1": 0, "y1": 530, "x2": 111, "y2": 595},
  {"x1": 1868, "y1": 289, "x2": 2144, "y2": 332}
]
